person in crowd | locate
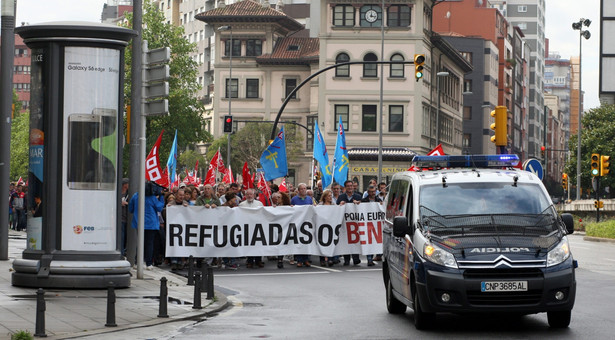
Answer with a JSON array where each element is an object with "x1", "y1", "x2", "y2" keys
[
  {"x1": 353, "y1": 181, "x2": 359, "y2": 194},
  {"x1": 221, "y1": 192, "x2": 239, "y2": 269},
  {"x1": 240, "y1": 188, "x2": 265, "y2": 268},
  {"x1": 31, "y1": 195, "x2": 42, "y2": 218},
  {"x1": 120, "y1": 178, "x2": 130, "y2": 256},
  {"x1": 318, "y1": 189, "x2": 338, "y2": 267},
  {"x1": 307, "y1": 188, "x2": 315, "y2": 203},
  {"x1": 337, "y1": 180, "x2": 363, "y2": 265},
  {"x1": 331, "y1": 182, "x2": 342, "y2": 205},
  {"x1": 290, "y1": 183, "x2": 314, "y2": 267},
  {"x1": 128, "y1": 182, "x2": 165, "y2": 270},
  {"x1": 8, "y1": 182, "x2": 15, "y2": 229},
  {"x1": 271, "y1": 192, "x2": 281, "y2": 207},
  {"x1": 216, "y1": 184, "x2": 227, "y2": 200},
  {"x1": 361, "y1": 185, "x2": 382, "y2": 266},
  {"x1": 377, "y1": 182, "x2": 387, "y2": 202},
  {"x1": 195, "y1": 184, "x2": 220, "y2": 208},
  {"x1": 313, "y1": 180, "x2": 323, "y2": 202},
  {"x1": 362, "y1": 178, "x2": 379, "y2": 199},
  {"x1": 228, "y1": 183, "x2": 243, "y2": 201},
  {"x1": 169, "y1": 188, "x2": 189, "y2": 270},
  {"x1": 187, "y1": 186, "x2": 199, "y2": 205},
  {"x1": 275, "y1": 191, "x2": 292, "y2": 268},
  {"x1": 11, "y1": 184, "x2": 26, "y2": 231},
  {"x1": 174, "y1": 188, "x2": 189, "y2": 207}
]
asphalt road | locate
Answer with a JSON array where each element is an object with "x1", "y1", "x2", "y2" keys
[{"x1": 90, "y1": 233, "x2": 615, "y2": 339}]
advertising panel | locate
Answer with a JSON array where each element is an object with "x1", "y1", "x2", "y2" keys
[{"x1": 61, "y1": 47, "x2": 119, "y2": 251}]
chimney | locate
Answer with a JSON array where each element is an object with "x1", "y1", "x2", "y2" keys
[
  {"x1": 276, "y1": 0, "x2": 285, "y2": 11},
  {"x1": 263, "y1": 0, "x2": 270, "y2": 8},
  {"x1": 218, "y1": 0, "x2": 226, "y2": 9}
]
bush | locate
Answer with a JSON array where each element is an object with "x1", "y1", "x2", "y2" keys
[
  {"x1": 11, "y1": 330, "x2": 33, "y2": 340},
  {"x1": 586, "y1": 220, "x2": 615, "y2": 239}
]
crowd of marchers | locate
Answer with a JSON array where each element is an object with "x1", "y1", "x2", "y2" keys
[{"x1": 124, "y1": 178, "x2": 388, "y2": 271}]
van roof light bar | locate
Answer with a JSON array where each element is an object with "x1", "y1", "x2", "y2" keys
[{"x1": 411, "y1": 154, "x2": 520, "y2": 169}]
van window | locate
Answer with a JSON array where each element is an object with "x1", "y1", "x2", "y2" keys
[{"x1": 386, "y1": 179, "x2": 410, "y2": 221}]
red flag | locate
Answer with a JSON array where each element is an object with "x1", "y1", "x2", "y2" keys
[
  {"x1": 204, "y1": 151, "x2": 220, "y2": 186},
  {"x1": 145, "y1": 131, "x2": 169, "y2": 187},
  {"x1": 242, "y1": 162, "x2": 253, "y2": 190},
  {"x1": 211, "y1": 149, "x2": 225, "y2": 173},
  {"x1": 279, "y1": 178, "x2": 288, "y2": 193},
  {"x1": 408, "y1": 144, "x2": 446, "y2": 171},
  {"x1": 16, "y1": 176, "x2": 24, "y2": 186},
  {"x1": 257, "y1": 173, "x2": 271, "y2": 206},
  {"x1": 223, "y1": 166, "x2": 234, "y2": 184},
  {"x1": 193, "y1": 160, "x2": 199, "y2": 183}
]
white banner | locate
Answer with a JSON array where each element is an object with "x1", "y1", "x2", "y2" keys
[{"x1": 166, "y1": 203, "x2": 385, "y2": 257}]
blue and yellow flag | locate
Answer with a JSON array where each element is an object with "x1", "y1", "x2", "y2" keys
[
  {"x1": 259, "y1": 126, "x2": 288, "y2": 181},
  {"x1": 333, "y1": 116, "x2": 349, "y2": 185},
  {"x1": 313, "y1": 122, "x2": 332, "y2": 188}
]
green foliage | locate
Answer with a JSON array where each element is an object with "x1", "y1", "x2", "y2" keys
[
  {"x1": 10, "y1": 111, "x2": 29, "y2": 181},
  {"x1": 208, "y1": 122, "x2": 304, "y2": 175},
  {"x1": 586, "y1": 220, "x2": 615, "y2": 239},
  {"x1": 11, "y1": 330, "x2": 33, "y2": 340},
  {"x1": 121, "y1": 0, "x2": 211, "y2": 174},
  {"x1": 566, "y1": 104, "x2": 615, "y2": 197},
  {"x1": 178, "y1": 149, "x2": 206, "y2": 172}
]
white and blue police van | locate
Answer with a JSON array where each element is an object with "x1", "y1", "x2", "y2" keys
[{"x1": 382, "y1": 154, "x2": 577, "y2": 329}]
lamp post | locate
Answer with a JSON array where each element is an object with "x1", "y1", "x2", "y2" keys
[
  {"x1": 435, "y1": 71, "x2": 449, "y2": 147},
  {"x1": 572, "y1": 18, "x2": 590, "y2": 200},
  {"x1": 218, "y1": 25, "x2": 233, "y2": 167}
]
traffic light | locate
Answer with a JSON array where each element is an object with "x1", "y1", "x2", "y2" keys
[
  {"x1": 490, "y1": 106, "x2": 507, "y2": 146},
  {"x1": 591, "y1": 153, "x2": 600, "y2": 176},
  {"x1": 601, "y1": 155, "x2": 610, "y2": 176},
  {"x1": 223, "y1": 115, "x2": 233, "y2": 133},
  {"x1": 594, "y1": 200, "x2": 604, "y2": 209},
  {"x1": 414, "y1": 54, "x2": 425, "y2": 81},
  {"x1": 562, "y1": 173, "x2": 568, "y2": 190},
  {"x1": 540, "y1": 146, "x2": 545, "y2": 158}
]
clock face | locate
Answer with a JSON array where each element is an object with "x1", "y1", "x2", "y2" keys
[{"x1": 365, "y1": 9, "x2": 378, "y2": 23}]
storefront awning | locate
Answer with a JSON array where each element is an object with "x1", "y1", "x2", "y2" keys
[{"x1": 348, "y1": 147, "x2": 417, "y2": 162}]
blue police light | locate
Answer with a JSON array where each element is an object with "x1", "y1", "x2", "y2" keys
[{"x1": 411, "y1": 154, "x2": 520, "y2": 169}]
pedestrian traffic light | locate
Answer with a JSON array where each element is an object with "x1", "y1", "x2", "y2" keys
[
  {"x1": 223, "y1": 115, "x2": 233, "y2": 133},
  {"x1": 601, "y1": 155, "x2": 610, "y2": 176},
  {"x1": 490, "y1": 106, "x2": 507, "y2": 146},
  {"x1": 562, "y1": 173, "x2": 568, "y2": 190},
  {"x1": 541, "y1": 146, "x2": 545, "y2": 158},
  {"x1": 414, "y1": 54, "x2": 425, "y2": 81},
  {"x1": 591, "y1": 153, "x2": 600, "y2": 176}
]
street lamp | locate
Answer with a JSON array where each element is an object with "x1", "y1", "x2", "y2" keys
[
  {"x1": 218, "y1": 25, "x2": 233, "y2": 168},
  {"x1": 435, "y1": 71, "x2": 449, "y2": 146},
  {"x1": 572, "y1": 18, "x2": 590, "y2": 200}
]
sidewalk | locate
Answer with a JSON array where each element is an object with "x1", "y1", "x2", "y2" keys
[{"x1": 0, "y1": 230, "x2": 228, "y2": 339}]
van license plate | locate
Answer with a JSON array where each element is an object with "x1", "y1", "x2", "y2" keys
[{"x1": 481, "y1": 281, "x2": 528, "y2": 292}]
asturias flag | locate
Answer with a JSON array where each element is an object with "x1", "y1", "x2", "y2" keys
[
  {"x1": 313, "y1": 122, "x2": 332, "y2": 188},
  {"x1": 259, "y1": 126, "x2": 288, "y2": 181},
  {"x1": 332, "y1": 116, "x2": 349, "y2": 186}
]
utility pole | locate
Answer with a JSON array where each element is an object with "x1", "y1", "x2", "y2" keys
[{"x1": 0, "y1": 0, "x2": 16, "y2": 260}]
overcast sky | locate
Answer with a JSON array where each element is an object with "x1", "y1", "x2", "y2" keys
[{"x1": 10, "y1": 0, "x2": 603, "y2": 109}]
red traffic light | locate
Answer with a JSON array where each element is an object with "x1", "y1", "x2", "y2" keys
[
  {"x1": 540, "y1": 146, "x2": 545, "y2": 151},
  {"x1": 226, "y1": 117, "x2": 232, "y2": 123}
]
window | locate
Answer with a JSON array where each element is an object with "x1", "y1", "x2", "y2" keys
[
  {"x1": 460, "y1": 51, "x2": 472, "y2": 64},
  {"x1": 246, "y1": 79, "x2": 259, "y2": 98},
  {"x1": 389, "y1": 105, "x2": 403, "y2": 132},
  {"x1": 390, "y1": 53, "x2": 404, "y2": 78},
  {"x1": 336, "y1": 53, "x2": 350, "y2": 77},
  {"x1": 285, "y1": 78, "x2": 297, "y2": 99},
  {"x1": 246, "y1": 39, "x2": 262, "y2": 56},
  {"x1": 464, "y1": 79, "x2": 472, "y2": 93},
  {"x1": 333, "y1": 5, "x2": 354, "y2": 27},
  {"x1": 362, "y1": 105, "x2": 377, "y2": 132},
  {"x1": 224, "y1": 39, "x2": 241, "y2": 57},
  {"x1": 363, "y1": 53, "x2": 378, "y2": 78},
  {"x1": 387, "y1": 5, "x2": 410, "y2": 27},
  {"x1": 517, "y1": 22, "x2": 527, "y2": 30},
  {"x1": 335, "y1": 105, "x2": 349, "y2": 131},
  {"x1": 307, "y1": 116, "x2": 316, "y2": 152},
  {"x1": 463, "y1": 106, "x2": 472, "y2": 120},
  {"x1": 518, "y1": 5, "x2": 527, "y2": 12},
  {"x1": 225, "y1": 78, "x2": 238, "y2": 98},
  {"x1": 360, "y1": 5, "x2": 382, "y2": 27},
  {"x1": 463, "y1": 134, "x2": 471, "y2": 148}
]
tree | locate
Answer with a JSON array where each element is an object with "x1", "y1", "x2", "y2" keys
[
  {"x1": 178, "y1": 149, "x2": 206, "y2": 178},
  {"x1": 10, "y1": 111, "x2": 28, "y2": 181},
  {"x1": 565, "y1": 104, "x2": 615, "y2": 198},
  {"x1": 207, "y1": 122, "x2": 305, "y2": 176},
  {"x1": 9, "y1": 90, "x2": 26, "y2": 181},
  {"x1": 122, "y1": 0, "x2": 211, "y2": 174}
]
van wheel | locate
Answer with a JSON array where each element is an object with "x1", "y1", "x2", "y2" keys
[
  {"x1": 547, "y1": 310, "x2": 571, "y2": 328},
  {"x1": 386, "y1": 277, "x2": 406, "y2": 314},
  {"x1": 413, "y1": 286, "x2": 435, "y2": 330}
]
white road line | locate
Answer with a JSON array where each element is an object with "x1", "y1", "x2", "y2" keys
[
  {"x1": 347, "y1": 268, "x2": 382, "y2": 272},
  {"x1": 605, "y1": 259, "x2": 615, "y2": 262},
  {"x1": 312, "y1": 265, "x2": 342, "y2": 273},
  {"x1": 214, "y1": 271, "x2": 332, "y2": 277}
]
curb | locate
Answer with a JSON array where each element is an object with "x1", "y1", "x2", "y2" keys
[{"x1": 583, "y1": 235, "x2": 615, "y2": 244}]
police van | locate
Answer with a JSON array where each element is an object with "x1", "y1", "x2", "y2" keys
[{"x1": 382, "y1": 155, "x2": 576, "y2": 329}]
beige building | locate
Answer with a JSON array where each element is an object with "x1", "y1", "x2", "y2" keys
[{"x1": 197, "y1": 0, "x2": 472, "y2": 188}]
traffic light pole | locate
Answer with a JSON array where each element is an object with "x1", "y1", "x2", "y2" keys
[{"x1": 596, "y1": 177, "x2": 600, "y2": 222}]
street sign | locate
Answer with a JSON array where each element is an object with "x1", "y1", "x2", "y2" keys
[
  {"x1": 522, "y1": 158, "x2": 543, "y2": 180},
  {"x1": 143, "y1": 99, "x2": 169, "y2": 116},
  {"x1": 145, "y1": 47, "x2": 170, "y2": 65},
  {"x1": 144, "y1": 64, "x2": 170, "y2": 83},
  {"x1": 144, "y1": 82, "x2": 169, "y2": 99},
  {"x1": 142, "y1": 42, "x2": 170, "y2": 116}
]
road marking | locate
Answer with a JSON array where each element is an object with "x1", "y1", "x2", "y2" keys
[
  {"x1": 347, "y1": 268, "x2": 381, "y2": 272},
  {"x1": 605, "y1": 259, "x2": 615, "y2": 262},
  {"x1": 215, "y1": 271, "x2": 331, "y2": 277},
  {"x1": 312, "y1": 265, "x2": 342, "y2": 273}
]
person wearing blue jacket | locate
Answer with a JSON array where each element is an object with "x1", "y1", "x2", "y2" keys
[{"x1": 128, "y1": 182, "x2": 165, "y2": 269}]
